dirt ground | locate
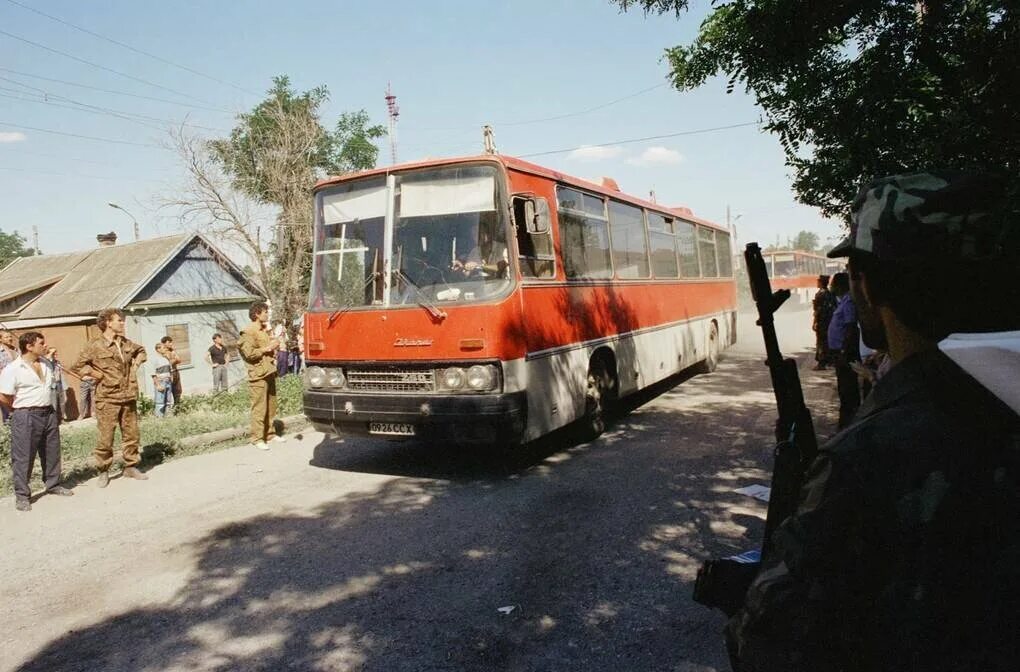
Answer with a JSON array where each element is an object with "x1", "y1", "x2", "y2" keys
[{"x1": 0, "y1": 306, "x2": 838, "y2": 672}]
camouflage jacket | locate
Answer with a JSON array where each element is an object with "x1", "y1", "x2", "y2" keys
[
  {"x1": 238, "y1": 321, "x2": 276, "y2": 381},
  {"x1": 812, "y1": 288, "x2": 836, "y2": 331},
  {"x1": 726, "y1": 348, "x2": 1020, "y2": 671},
  {"x1": 70, "y1": 335, "x2": 147, "y2": 404}
]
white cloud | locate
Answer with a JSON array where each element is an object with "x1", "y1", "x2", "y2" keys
[
  {"x1": 566, "y1": 145, "x2": 623, "y2": 162},
  {"x1": 626, "y1": 146, "x2": 683, "y2": 166},
  {"x1": 0, "y1": 132, "x2": 27, "y2": 143}
]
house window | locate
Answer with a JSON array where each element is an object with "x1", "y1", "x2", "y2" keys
[
  {"x1": 215, "y1": 319, "x2": 241, "y2": 361},
  {"x1": 165, "y1": 324, "x2": 192, "y2": 366}
]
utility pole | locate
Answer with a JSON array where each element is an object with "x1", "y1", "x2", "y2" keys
[
  {"x1": 31, "y1": 225, "x2": 39, "y2": 255},
  {"x1": 385, "y1": 83, "x2": 399, "y2": 165}
]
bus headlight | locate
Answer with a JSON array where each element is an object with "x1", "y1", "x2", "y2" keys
[
  {"x1": 442, "y1": 367, "x2": 465, "y2": 390},
  {"x1": 306, "y1": 366, "x2": 326, "y2": 388},
  {"x1": 326, "y1": 368, "x2": 345, "y2": 388},
  {"x1": 466, "y1": 364, "x2": 494, "y2": 390}
]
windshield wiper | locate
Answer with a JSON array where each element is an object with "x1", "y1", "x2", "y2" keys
[
  {"x1": 327, "y1": 272, "x2": 382, "y2": 325},
  {"x1": 395, "y1": 269, "x2": 447, "y2": 321}
]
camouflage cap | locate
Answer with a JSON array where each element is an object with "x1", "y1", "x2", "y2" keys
[{"x1": 827, "y1": 172, "x2": 1008, "y2": 261}]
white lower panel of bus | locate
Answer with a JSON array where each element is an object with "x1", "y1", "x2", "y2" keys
[{"x1": 504, "y1": 311, "x2": 734, "y2": 442}]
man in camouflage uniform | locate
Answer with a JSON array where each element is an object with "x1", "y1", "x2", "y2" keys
[
  {"x1": 71, "y1": 308, "x2": 148, "y2": 487},
  {"x1": 811, "y1": 274, "x2": 835, "y2": 369},
  {"x1": 726, "y1": 173, "x2": 1020, "y2": 671}
]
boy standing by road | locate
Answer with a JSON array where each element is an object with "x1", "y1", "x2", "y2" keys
[{"x1": 205, "y1": 333, "x2": 228, "y2": 393}]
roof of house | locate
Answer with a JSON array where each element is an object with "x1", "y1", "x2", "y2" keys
[
  {"x1": 0, "y1": 251, "x2": 91, "y2": 303},
  {"x1": 0, "y1": 233, "x2": 262, "y2": 320}
]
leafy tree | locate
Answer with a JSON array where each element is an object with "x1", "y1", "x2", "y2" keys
[
  {"x1": 206, "y1": 76, "x2": 385, "y2": 326},
  {"x1": 616, "y1": 1, "x2": 1019, "y2": 218},
  {"x1": 791, "y1": 230, "x2": 820, "y2": 252},
  {"x1": 0, "y1": 229, "x2": 36, "y2": 268}
]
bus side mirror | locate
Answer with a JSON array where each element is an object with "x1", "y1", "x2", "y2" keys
[{"x1": 526, "y1": 198, "x2": 550, "y2": 234}]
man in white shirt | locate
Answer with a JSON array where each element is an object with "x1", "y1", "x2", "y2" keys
[{"x1": 0, "y1": 331, "x2": 73, "y2": 512}]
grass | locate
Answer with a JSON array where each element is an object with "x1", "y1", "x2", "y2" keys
[{"x1": 0, "y1": 374, "x2": 306, "y2": 498}]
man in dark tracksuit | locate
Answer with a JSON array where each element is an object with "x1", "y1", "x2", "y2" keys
[
  {"x1": 0, "y1": 331, "x2": 74, "y2": 511},
  {"x1": 727, "y1": 173, "x2": 1020, "y2": 671},
  {"x1": 71, "y1": 308, "x2": 148, "y2": 488}
]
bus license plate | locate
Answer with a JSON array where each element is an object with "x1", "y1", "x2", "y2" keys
[{"x1": 369, "y1": 422, "x2": 416, "y2": 436}]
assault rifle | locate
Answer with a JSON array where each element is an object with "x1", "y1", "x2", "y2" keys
[{"x1": 692, "y1": 242, "x2": 820, "y2": 615}]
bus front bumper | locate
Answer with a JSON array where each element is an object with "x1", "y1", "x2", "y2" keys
[{"x1": 303, "y1": 389, "x2": 527, "y2": 445}]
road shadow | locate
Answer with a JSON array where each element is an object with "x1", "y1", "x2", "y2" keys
[{"x1": 14, "y1": 350, "x2": 824, "y2": 672}]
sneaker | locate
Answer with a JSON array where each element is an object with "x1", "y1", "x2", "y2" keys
[
  {"x1": 97, "y1": 471, "x2": 110, "y2": 488},
  {"x1": 46, "y1": 485, "x2": 75, "y2": 497},
  {"x1": 269, "y1": 435, "x2": 287, "y2": 443},
  {"x1": 252, "y1": 441, "x2": 269, "y2": 450},
  {"x1": 122, "y1": 467, "x2": 149, "y2": 481},
  {"x1": 15, "y1": 498, "x2": 31, "y2": 512}
]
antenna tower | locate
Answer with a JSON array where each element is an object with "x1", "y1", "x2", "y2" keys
[{"x1": 385, "y1": 83, "x2": 399, "y2": 165}]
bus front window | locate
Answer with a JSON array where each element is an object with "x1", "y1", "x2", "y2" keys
[
  {"x1": 393, "y1": 165, "x2": 509, "y2": 304},
  {"x1": 311, "y1": 177, "x2": 387, "y2": 310},
  {"x1": 311, "y1": 164, "x2": 511, "y2": 311}
]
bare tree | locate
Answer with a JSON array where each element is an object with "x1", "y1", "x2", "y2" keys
[
  {"x1": 160, "y1": 124, "x2": 278, "y2": 309},
  {"x1": 163, "y1": 78, "x2": 383, "y2": 331}
]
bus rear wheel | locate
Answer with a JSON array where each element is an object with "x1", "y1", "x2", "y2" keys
[
  {"x1": 695, "y1": 322, "x2": 719, "y2": 374},
  {"x1": 578, "y1": 356, "x2": 616, "y2": 442}
]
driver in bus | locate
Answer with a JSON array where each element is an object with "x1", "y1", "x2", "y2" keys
[{"x1": 451, "y1": 224, "x2": 508, "y2": 279}]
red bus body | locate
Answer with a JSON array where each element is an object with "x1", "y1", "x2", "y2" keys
[{"x1": 303, "y1": 155, "x2": 737, "y2": 446}]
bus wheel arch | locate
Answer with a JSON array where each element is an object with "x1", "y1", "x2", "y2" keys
[
  {"x1": 578, "y1": 347, "x2": 619, "y2": 441},
  {"x1": 695, "y1": 320, "x2": 720, "y2": 374}
]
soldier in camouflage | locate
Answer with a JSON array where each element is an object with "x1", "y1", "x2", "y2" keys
[{"x1": 726, "y1": 173, "x2": 1020, "y2": 671}]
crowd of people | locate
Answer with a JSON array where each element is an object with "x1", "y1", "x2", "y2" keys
[{"x1": 1, "y1": 302, "x2": 295, "y2": 511}]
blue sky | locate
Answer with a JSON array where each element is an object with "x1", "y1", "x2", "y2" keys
[{"x1": 0, "y1": 0, "x2": 842, "y2": 256}]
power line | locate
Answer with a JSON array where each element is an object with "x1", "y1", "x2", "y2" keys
[
  {"x1": 499, "y1": 83, "x2": 669, "y2": 127},
  {"x1": 5, "y1": 0, "x2": 260, "y2": 97},
  {"x1": 517, "y1": 121, "x2": 762, "y2": 158},
  {"x1": 0, "y1": 28, "x2": 216, "y2": 106},
  {"x1": 0, "y1": 147, "x2": 176, "y2": 169},
  {"x1": 0, "y1": 67, "x2": 232, "y2": 114},
  {"x1": 406, "y1": 82, "x2": 670, "y2": 133},
  {"x1": 0, "y1": 121, "x2": 164, "y2": 148},
  {"x1": 0, "y1": 165, "x2": 165, "y2": 183},
  {"x1": 0, "y1": 77, "x2": 230, "y2": 133}
]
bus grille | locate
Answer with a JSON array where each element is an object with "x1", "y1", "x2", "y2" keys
[{"x1": 345, "y1": 368, "x2": 436, "y2": 393}]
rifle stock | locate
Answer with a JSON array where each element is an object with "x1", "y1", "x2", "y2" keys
[{"x1": 693, "y1": 242, "x2": 819, "y2": 613}]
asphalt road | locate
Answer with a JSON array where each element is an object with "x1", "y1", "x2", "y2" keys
[{"x1": 0, "y1": 305, "x2": 837, "y2": 672}]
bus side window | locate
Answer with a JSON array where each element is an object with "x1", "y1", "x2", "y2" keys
[
  {"x1": 513, "y1": 196, "x2": 555, "y2": 279},
  {"x1": 676, "y1": 220, "x2": 701, "y2": 278}
]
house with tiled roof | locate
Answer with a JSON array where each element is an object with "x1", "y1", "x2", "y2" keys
[{"x1": 0, "y1": 232, "x2": 263, "y2": 414}]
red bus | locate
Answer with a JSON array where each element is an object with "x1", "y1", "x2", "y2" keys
[
  {"x1": 303, "y1": 155, "x2": 737, "y2": 446},
  {"x1": 761, "y1": 250, "x2": 839, "y2": 304}
]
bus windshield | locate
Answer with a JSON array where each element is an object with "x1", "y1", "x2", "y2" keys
[{"x1": 310, "y1": 164, "x2": 511, "y2": 311}]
